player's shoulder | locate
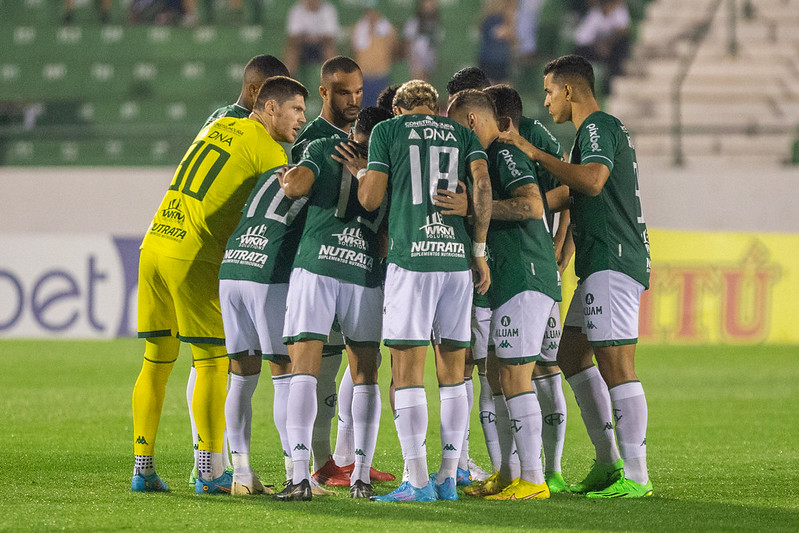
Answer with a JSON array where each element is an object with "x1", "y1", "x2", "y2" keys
[
  {"x1": 492, "y1": 140, "x2": 535, "y2": 173},
  {"x1": 520, "y1": 115, "x2": 562, "y2": 154}
]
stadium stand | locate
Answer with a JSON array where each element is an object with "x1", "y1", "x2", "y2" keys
[
  {"x1": 606, "y1": 0, "x2": 799, "y2": 166},
  {"x1": 0, "y1": 0, "x2": 481, "y2": 166}
]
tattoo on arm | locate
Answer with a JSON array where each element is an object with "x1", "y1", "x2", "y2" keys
[
  {"x1": 470, "y1": 160, "x2": 492, "y2": 242},
  {"x1": 491, "y1": 183, "x2": 542, "y2": 221}
]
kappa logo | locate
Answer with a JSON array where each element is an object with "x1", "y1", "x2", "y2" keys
[
  {"x1": 498, "y1": 339, "x2": 512, "y2": 349},
  {"x1": 480, "y1": 411, "x2": 496, "y2": 424},
  {"x1": 641, "y1": 438, "x2": 647, "y2": 446},
  {"x1": 543, "y1": 413, "x2": 565, "y2": 426},
  {"x1": 604, "y1": 422, "x2": 613, "y2": 431},
  {"x1": 324, "y1": 393, "x2": 337, "y2": 407},
  {"x1": 501, "y1": 315, "x2": 511, "y2": 327},
  {"x1": 355, "y1": 449, "x2": 366, "y2": 456},
  {"x1": 547, "y1": 342, "x2": 558, "y2": 351},
  {"x1": 585, "y1": 293, "x2": 595, "y2": 305},
  {"x1": 293, "y1": 443, "x2": 309, "y2": 451},
  {"x1": 443, "y1": 443, "x2": 457, "y2": 451},
  {"x1": 587, "y1": 321, "x2": 597, "y2": 330},
  {"x1": 135, "y1": 435, "x2": 149, "y2": 445}
]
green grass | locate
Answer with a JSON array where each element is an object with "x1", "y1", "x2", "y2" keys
[{"x1": 1, "y1": 341, "x2": 797, "y2": 531}]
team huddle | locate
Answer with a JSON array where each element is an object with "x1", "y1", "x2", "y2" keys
[{"x1": 130, "y1": 52, "x2": 653, "y2": 502}]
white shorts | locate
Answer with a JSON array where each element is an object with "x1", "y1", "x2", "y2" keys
[
  {"x1": 470, "y1": 305, "x2": 493, "y2": 361},
  {"x1": 491, "y1": 290, "x2": 555, "y2": 365},
  {"x1": 383, "y1": 264, "x2": 472, "y2": 347},
  {"x1": 219, "y1": 279, "x2": 289, "y2": 363},
  {"x1": 564, "y1": 270, "x2": 644, "y2": 346},
  {"x1": 283, "y1": 268, "x2": 383, "y2": 345},
  {"x1": 539, "y1": 302, "x2": 562, "y2": 366}
]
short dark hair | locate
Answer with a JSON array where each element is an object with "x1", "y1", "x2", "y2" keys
[
  {"x1": 354, "y1": 106, "x2": 393, "y2": 137},
  {"x1": 245, "y1": 55, "x2": 290, "y2": 79},
  {"x1": 448, "y1": 88, "x2": 497, "y2": 121},
  {"x1": 254, "y1": 76, "x2": 308, "y2": 108},
  {"x1": 376, "y1": 84, "x2": 401, "y2": 114},
  {"x1": 321, "y1": 56, "x2": 361, "y2": 80},
  {"x1": 483, "y1": 84, "x2": 523, "y2": 128},
  {"x1": 544, "y1": 54, "x2": 595, "y2": 96},
  {"x1": 446, "y1": 66, "x2": 490, "y2": 96}
]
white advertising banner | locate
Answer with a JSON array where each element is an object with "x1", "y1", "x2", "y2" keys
[{"x1": 0, "y1": 234, "x2": 142, "y2": 338}]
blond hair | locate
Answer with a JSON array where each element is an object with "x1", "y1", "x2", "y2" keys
[{"x1": 393, "y1": 80, "x2": 439, "y2": 112}]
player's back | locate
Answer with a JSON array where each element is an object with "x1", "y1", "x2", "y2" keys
[
  {"x1": 367, "y1": 113, "x2": 486, "y2": 273},
  {"x1": 141, "y1": 116, "x2": 288, "y2": 265},
  {"x1": 201, "y1": 104, "x2": 250, "y2": 130}
]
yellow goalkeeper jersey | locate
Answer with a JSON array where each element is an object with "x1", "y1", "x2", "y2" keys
[{"x1": 141, "y1": 117, "x2": 287, "y2": 264}]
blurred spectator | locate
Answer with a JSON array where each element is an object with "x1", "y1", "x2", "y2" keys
[
  {"x1": 403, "y1": 0, "x2": 443, "y2": 82},
  {"x1": 572, "y1": 0, "x2": 631, "y2": 84},
  {"x1": 352, "y1": 0, "x2": 397, "y2": 107},
  {"x1": 477, "y1": 0, "x2": 516, "y2": 84},
  {"x1": 515, "y1": 0, "x2": 545, "y2": 65},
  {"x1": 63, "y1": 0, "x2": 112, "y2": 24},
  {"x1": 284, "y1": 0, "x2": 340, "y2": 76},
  {"x1": 128, "y1": 0, "x2": 190, "y2": 25}
]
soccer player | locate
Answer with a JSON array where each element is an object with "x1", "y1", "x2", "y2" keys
[
  {"x1": 449, "y1": 89, "x2": 560, "y2": 500},
  {"x1": 484, "y1": 83, "x2": 571, "y2": 494},
  {"x1": 131, "y1": 76, "x2": 308, "y2": 494},
  {"x1": 446, "y1": 67, "x2": 569, "y2": 491},
  {"x1": 290, "y1": 56, "x2": 394, "y2": 487},
  {"x1": 498, "y1": 54, "x2": 653, "y2": 498},
  {"x1": 185, "y1": 53, "x2": 291, "y2": 488},
  {"x1": 218, "y1": 164, "x2": 308, "y2": 496},
  {"x1": 359, "y1": 80, "x2": 492, "y2": 502},
  {"x1": 202, "y1": 55, "x2": 291, "y2": 128},
  {"x1": 276, "y1": 106, "x2": 393, "y2": 501}
]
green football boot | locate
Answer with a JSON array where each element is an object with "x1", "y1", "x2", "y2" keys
[
  {"x1": 586, "y1": 476, "x2": 653, "y2": 498},
  {"x1": 545, "y1": 471, "x2": 568, "y2": 494},
  {"x1": 569, "y1": 459, "x2": 623, "y2": 494}
]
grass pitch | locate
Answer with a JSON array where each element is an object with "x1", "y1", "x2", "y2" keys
[{"x1": 1, "y1": 340, "x2": 797, "y2": 532}]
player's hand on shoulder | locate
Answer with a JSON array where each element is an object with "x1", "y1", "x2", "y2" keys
[{"x1": 331, "y1": 140, "x2": 367, "y2": 177}]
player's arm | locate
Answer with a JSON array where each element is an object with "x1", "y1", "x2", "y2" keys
[
  {"x1": 546, "y1": 184, "x2": 570, "y2": 212},
  {"x1": 497, "y1": 130, "x2": 609, "y2": 196},
  {"x1": 491, "y1": 182, "x2": 543, "y2": 221},
  {"x1": 358, "y1": 169, "x2": 388, "y2": 212},
  {"x1": 556, "y1": 221, "x2": 575, "y2": 274},
  {"x1": 469, "y1": 158, "x2": 492, "y2": 295},
  {"x1": 281, "y1": 165, "x2": 315, "y2": 199}
]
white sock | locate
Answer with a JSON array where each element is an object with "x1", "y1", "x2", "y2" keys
[
  {"x1": 506, "y1": 393, "x2": 544, "y2": 484},
  {"x1": 332, "y1": 365, "x2": 355, "y2": 467},
  {"x1": 610, "y1": 381, "x2": 649, "y2": 484},
  {"x1": 225, "y1": 373, "x2": 259, "y2": 459},
  {"x1": 134, "y1": 455, "x2": 155, "y2": 476},
  {"x1": 394, "y1": 387, "x2": 428, "y2": 489},
  {"x1": 438, "y1": 383, "x2": 468, "y2": 481},
  {"x1": 534, "y1": 372, "x2": 567, "y2": 473},
  {"x1": 351, "y1": 384, "x2": 381, "y2": 484},
  {"x1": 187, "y1": 367, "x2": 199, "y2": 469},
  {"x1": 478, "y1": 373, "x2": 501, "y2": 472},
  {"x1": 566, "y1": 366, "x2": 620, "y2": 465},
  {"x1": 222, "y1": 371, "x2": 231, "y2": 469},
  {"x1": 458, "y1": 377, "x2": 474, "y2": 470},
  {"x1": 312, "y1": 353, "x2": 341, "y2": 471},
  {"x1": 272, "y1": 374, "x2": 291, "y2": 461},
  {"x1": 287, "y1": 374, "x2": 318, "y2": 484},
  {"x1": 197, "y1": 450, "x2": 225, "y2": 480},
  {"x1": 231, "y1": 452, "x2": 253, "y2": 477},
  {"x1": 494, "y1": 393, "x2": 516, "y2": 481}
]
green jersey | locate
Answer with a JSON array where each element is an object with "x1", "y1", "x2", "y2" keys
[
  {"x1": 202, "y1": 104, "x2": 250, "y2": 130},
  {"x1": 367, "y1": 114, "x2": 488, "y2": 273},
  {"x1": 486, "y1": 140, "x2": 561, "y2": 308},
  {"x1": 569, "y1": 111, "x2": 650, "y2": 288},
  {"x1": 519, "y1": 115, "x2": 564, "y2": 232},
  {"x1": 293, "y1": 138, "x2": 385, "y2": 288},
  {"x1": 291, "y1": 116, "x2": 350, "y2": 164},
  {"x1": 218, "y1": 166, "x2": 309, "y2": 284}
]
